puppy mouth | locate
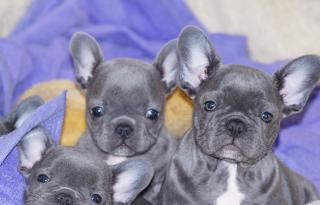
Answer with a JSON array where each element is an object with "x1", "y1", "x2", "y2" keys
[
  {"x1": 110, "y1": 140, "x2": 153, "y2": 157},
  {"x1": 214, "y1": 143, "x2": 249, "y2": 163},
  {"x1": 222, "y1": 144, "x2": 241, "y2": 152},
  {"x1": 95, "y1": 127, "x2": 157, "y2": 156},
  {"x1": 112, "y1": 142, "x2": 135, "y2": 152},
  {"x1": 117, "y1": 142, "x2": 134, "y2": 151}
]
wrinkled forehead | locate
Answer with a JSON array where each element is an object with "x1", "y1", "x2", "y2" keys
[
  {"x1": 88, "y1": 59, "x2": 164, "y2": 105},
  {"x1": 40, "y1": 147, "x2": 111, "y2": 184},
  {"x1": 199, "y1": 65, "x2": 279, "y2": 104}
]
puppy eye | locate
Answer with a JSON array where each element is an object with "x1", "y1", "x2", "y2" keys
[
  {"x1": 90, "y1": 106, "x2": 105, "y2": 118},
  {"x1": 37, "y1": 174, "x2": 50, "y2": 183},
  {"x1": 91, "y1": 194, "x2": 102, "y2": 204},
  {"x1": 261, "y1": 111, "x2": 273, "y2": 123},
  {"x1": 204, "y1": 100, "x2": 217, "y2": 111},
  {"x1": 146, "y1": 109, "x2": 159, "y2": 120}
]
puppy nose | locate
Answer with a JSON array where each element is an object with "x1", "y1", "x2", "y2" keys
[
  {"x1": 226, "y1": 119, "x2": 246, "y2": 137},
  {"x1": 56, "y1": 193, "x2": 73, "y2": 205},
  {"x1": 115, "y1": 123, "x2": 133, "y2": 139}
]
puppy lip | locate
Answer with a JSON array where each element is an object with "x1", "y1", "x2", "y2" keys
[
  {"x1": 120, "y1": 143, "x2": 128, "y2": 148},
  {"x1": 222, "y1": 144, "x2": 241, "y2": 152},
  {"x1": 116, "y1": 142, "x2": 131, "y2": 150}
]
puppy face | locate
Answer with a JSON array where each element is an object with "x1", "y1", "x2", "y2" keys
[
  {"x1": 16, "y1": 101, "x2": 154, "y2": 205},
  {"x1": 85, "y1": 60, "x2": 165, "y2": 157},
  {"x1": 70, "y1": 33, "x2": 178, "y2": 157},
  {"x1": 193, "y1": 66, "x2": 282, "y2": 164},
  {"x1": 24, "y1": 146, "x2": 113, "y2": 205},
  {"x1": 177, "y1": 26, "x2": 320, "y2": 165}
]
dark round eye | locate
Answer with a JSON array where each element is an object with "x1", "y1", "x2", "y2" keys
[
  {"x1": 204, "y1": 100, "x2": 217, "y2": 111},
  {"x1": 90, "y1": 106, "x2": 105, "y2": 118},
  {"x1": 37, "y1": 174, "x2": 50, "y2": 183},
  {"x1": 91, "y1": 194, "x2": 102, "y2": 204},
  {"x1": 261, "y1": 112, "x2": 273, "y2": 123},
  {"x1": 146, "y1": 109, "x2": 159, "y2": 120}
]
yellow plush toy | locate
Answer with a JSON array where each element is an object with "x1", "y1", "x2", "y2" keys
[{"x1": 20, "y1": 79, "x2": 193, "y2": 145}]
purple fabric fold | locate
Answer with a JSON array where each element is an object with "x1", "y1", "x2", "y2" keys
[
  {"x1": 0, "y1": 92, "x2": 66, "y2": 204},
  {"x1": 0, "y1": 0, "x2": 319, "y2": 203}
]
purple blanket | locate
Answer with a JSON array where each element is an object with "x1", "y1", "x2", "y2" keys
[
  {"x1": 0, "y1": 92, "x2": 66, "y2": 204},
  {"x1": 0, "y1": 0, "x2": 319, "y2": 203}
]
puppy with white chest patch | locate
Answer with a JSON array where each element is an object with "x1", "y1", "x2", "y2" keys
[
  {"x1": 160, "y1": 26, "x2": 319, "y2": 205},
  {"x1": 70, "y1": 32, "x2": 178, "y2": 203},
  {"x1": 16, "y1": 97, "x2": 154, "y2": 205}
]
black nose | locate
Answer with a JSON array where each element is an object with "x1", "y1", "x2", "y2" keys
[
  {"x1": 226, "y1": 118, "x2": 246, "y2": 137},
  {"x1": 56, "y1": 193, "x2": 73, "y2": 205},
  {"x1": 115, "y1": 124, "x2": 133, "y2": 139}
]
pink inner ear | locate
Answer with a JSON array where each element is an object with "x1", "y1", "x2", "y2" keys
[
  {"x1": 196, "y1": 65, "x2": 208, "y2": 81},
  {"x1": 280, "y1": 89, "x2": 288, "y2": 98}
]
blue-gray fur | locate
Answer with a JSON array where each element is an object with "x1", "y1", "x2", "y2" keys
[
  {"x1": 70, "y1": 32, "x2": 178, "y2": 203},
  {"x1": 160, "y1": 26, "x2": 319, "y2": 205},
  {"x1": 16, "y1": 96, "x2": 153, "y2": 205}
]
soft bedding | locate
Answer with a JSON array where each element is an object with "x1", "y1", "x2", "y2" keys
[{"x1": 0, "y1": 0, "x2": 319, "y2": 203}]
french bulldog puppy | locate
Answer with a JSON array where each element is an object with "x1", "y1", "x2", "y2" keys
[
  {"x1": 16, "y1": 97, "x2": 154, "y2": 205},
  {"x1": 70, "y1": 32, "x2": 178, "y2": 203},
  {"x1": 160, "y1": 26, "x2": 319, "y2": 205}
]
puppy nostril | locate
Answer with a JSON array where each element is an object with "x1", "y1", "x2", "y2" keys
[
  {"x1": 56, "y1": 193, "x2": 73, "y2": 205},
  {"x1": 115, "y1": 124, "x2": 133, "y2": 139},
  {"x1": 226, "y1": 119, "x2": 246, "y2": 137}
]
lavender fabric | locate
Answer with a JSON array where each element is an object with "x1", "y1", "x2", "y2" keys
[
  {"x1": 0, "y1": 0, "x2": 319, "y2": 203},
  {"x1": 0, "y1": 92, "x2": 66, "y2": 204}
]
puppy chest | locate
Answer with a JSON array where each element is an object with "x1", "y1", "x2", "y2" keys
[{"x1": 215, "y1": 164, "x2": 244, "y2": 205}]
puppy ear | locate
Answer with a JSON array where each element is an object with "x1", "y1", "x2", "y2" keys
[
  {"x1": 178, "y1": 26, "x2": 220, "y2": 96},
  {"x1": 0, "y1": 121, "x2": 10, "y2": 135},
  {"x1": 13, "y1": 96, "x2": 44, "y2": 128},
  {"x1": 112, "y1": 160, "x2": 154, "y2": 204},
  {"x1": 273, "y1": 55, "x2": 320, "y2": 116},
  {"x1": 0, "y1": 96, "x2": 44, "y2": 135},
  {"x1": 154, "y1": 39, "x2": 179, "y2": 94},
  {"x1": 70, "y1": 32, "x2": 104, "y2": 89},
  {"x1": 14, "y1": 96, "x2": 54, "y2": 178},
  {"x1": 18, "y1": 128, "x2": 54, "y2": 178}
]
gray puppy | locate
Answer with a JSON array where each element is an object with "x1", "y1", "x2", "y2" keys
[
  {"x1": 160, "y1": 26, "x2": 319, "y2": 205},
  {"x1": 69, "y1": 32, "x2": 178, "y2": 203},
  {"x1": 16, "y1": 97, "x2": 154, "y2": 205}
]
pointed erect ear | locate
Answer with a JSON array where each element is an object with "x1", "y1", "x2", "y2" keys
[
  {"x1": 70, "y1": 32, "x2": 104, "y2": 89},
  {"x1": 0, "y1": 95, "x2": 44, "y2": 136},
  {"x1": 154, "y1": 39, "x2": 179, "y2": 94},
  {"x1": 13, "y1": 96, "x2": 44, "y2": 128},
  {"x1": 14, "y1": 96, "x2": 54, "y2": 178},
  {"x1": 18, "y1": 128, "x2": 54, "y2": 178},
  {"x1": 112, "y1": 160, "x2": 154, "y2": 205},
  {"x1": 178, "y1": 26, "x2": 220, "y2": 96},
  {"x1": 273, "y1": 55, "x2": 320, "y2": 116}
]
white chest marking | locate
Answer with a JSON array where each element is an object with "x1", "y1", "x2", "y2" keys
[
  {"x1": 216, "y1": 163, "x2": 244, "y2": 205},
  {"x1": 105, "y1": 155, "x2": 127, "y2": 165}
]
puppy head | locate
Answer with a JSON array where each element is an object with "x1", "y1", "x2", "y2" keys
[
  {"x1": 18, "y1": 127, "x2": 154, "y2": 205},
  {"x1": 70, "y1": 33, "x2": 178, "y2": 157},
  {"x1": 178, "y1": 26, "x2": 320, "y2": 165}
]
